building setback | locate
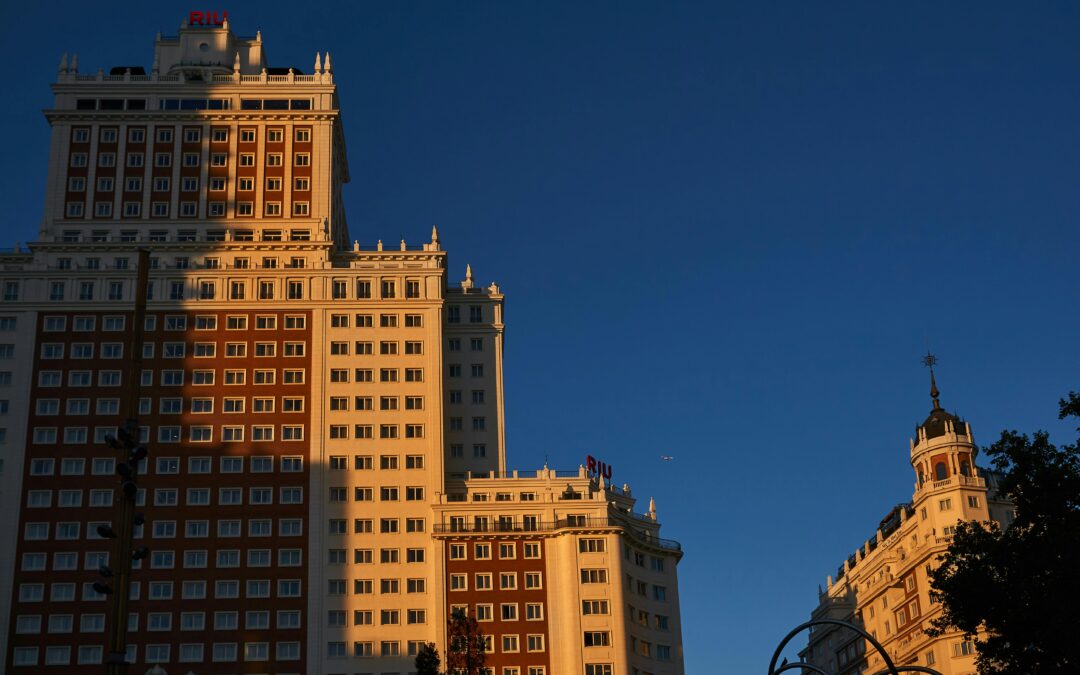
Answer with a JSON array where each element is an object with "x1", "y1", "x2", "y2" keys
[
  {"x1": 0, "y1": 16, "x2": 685, "y2": 675},
  {"x1": 799, "y1": 374, "x2": 1013, "y2": 675}
]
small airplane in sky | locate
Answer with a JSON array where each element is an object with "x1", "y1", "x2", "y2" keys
[{"x1": 660, "y1": 455, "x2": 675, "y2": 461}]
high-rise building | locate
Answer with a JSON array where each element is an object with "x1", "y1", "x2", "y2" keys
[
  {"x1": 799, "y1": 372, "x2": 1013, "y2": 675},
  {"x1": 0, "y1": 16, "x2": 685, "y2": 674}
]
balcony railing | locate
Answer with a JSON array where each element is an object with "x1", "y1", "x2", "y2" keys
[
  {"x1": 916, "y1": 474, "x2": 985, "y2": 497},
  {"x1": 432, "y1": 516, "x2": 682, "y2": 552}
]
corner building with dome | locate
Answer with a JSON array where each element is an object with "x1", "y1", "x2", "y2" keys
[
  {"x1": 0, "y1": 16, "x2": 686, "y2": 675},
  {"x1": 799, "y1": 374, "x2": 1013, "y2": 675}
]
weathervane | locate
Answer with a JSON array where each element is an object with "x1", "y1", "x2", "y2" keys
[{"x1": 922, "y1": 351, "x2": 941, "y2": 410}]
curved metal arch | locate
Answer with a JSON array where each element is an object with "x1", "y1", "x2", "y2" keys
[
  {"x1": 768, "y1": 618, "x2": 901, "y2": 675},
  {"x1": 768, "y1": 618, "x2": 944, "y2": 675}
]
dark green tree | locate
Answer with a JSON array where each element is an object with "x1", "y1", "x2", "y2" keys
[
  {"x1": 445, "y1": 609, "x2": 487, "y2": 675},
  {"x1": 929, "y1": 392, "x2": 1080, "y2": 674},
  {"x1": 414, "y1": 641, "x2": 441, "y2": 675}
]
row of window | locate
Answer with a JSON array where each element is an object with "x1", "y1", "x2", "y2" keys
[
  {"x1": 327, "y1": 608, "x2": 429, "y2": 626},
  {"x1": 40, "y1": 313, "x2": 306, "y2": 334},
  {"x1": 624, "y1": 545, "x2": 668, "y2": 572},
  {"x1": 22, "y1": 547, "x2": 304, "y2": 572},
  {"x1": 329, "y1": 577, "x2": 430, "y2": 596},
  {"x1": 328, "y1": 367, "x2": 426, "y2": 384},
  {"x1": 36, "y1": 395, "x2": 309, "y2": 416},
  {"x1": 443, "y1": 627, "x2": 547, "y2": 653},
  {"x1": 29, "y1": 419, "x2": 436, "y2": 444},
  {"x1": 330, "y1": 486, "x2": 426, "y2": 502},
  {"x1": 7, "y1": 276, "x2": 479, "y2": 306},
  {"x1": 12, "y1": 641, "x2": 301, "y2": 666},
  {"x1": 66, "y1": 200, "x2": 313, "y2": 219},
  {"x1": 330, "y1": 312, "x2": 427, "y2": 328},
  {"x1": 328, "y1": 424, "x2": 430, "y2": 441},
  {"x1": 38, "y1": 340, "x2": 311, "y2": 360},
  {"x1": 449, "y1": 541, "x2": 557, "y2": 561},
  {"x1": 41, "y1": 279, "x2": 127, "y2": 301},
  {"x1": 328, "y1": 544, "x2": 434, "y2": 565},
  {"x1": 19, "y1": 578, "x2": 303, "y2": 603},
  {"x1": 69, "y1": 176, "x2": 314, "y2": 196},
  {"x1": 444, "y1": 514, "x2": 548, "y2": 530},
  {"x1": 328, "y1": 640, "x2": 480, "y2": 660},
  {"x1": 330, "y1": 454, "x2": 426, "y2": 470},
  {"x1": 630, "y1": 637, "x2": 674, "y2": 662},
  {"x1": 332, "y1": 395, "x2": 428, "y2": 411},
  {"x1": 626, "y1": 574, "x2": 669, "y2": 602},
  {"x1": 27, "y1": 455, "x2": 303, "y2": 476},
  {"x1": 39, "y1": 341, "x2": 416, "y2": 369},
  {"x1": 329, "y1": 547, "x2": 430, "y2": 566},
  {"x1": 89, "y1": 177, "x2": 311, "y2": 201},
  {"x1": 38, "y1": 343, "x2": 125, "y2": 359},
  {"x1": 447, "y1": 416, "x2": 489, "y2": 431},
  {"x1": 37, "y1": 368, "x2": 310, "y2": 388},
  {"x1": 328, "y1": 518, "x2": 427, "y2": 535},
  {"x1": 69, "y1": 150, "x2": 313, "y2": 169},
  {"x1": 329, "y1": 340, "x2": 426, "y2": 356},
  {"x1": 32, "y1": 423, "x2": 308, "y2": 444},
  {"x1": 29, "y1": 486, "x2": 303, "y2": 509},
  {"x1": 40, "y1": 340, "x2": 312, "y2": 359},
  {"x1": 448, "y1": 572, "x2": 543, "y2": 592},
  {"x1": 448, "y1": 304, "x2": 487, "y2": 323},
  {"x1": 447, "y1": 490, "x2": 540, "y2": 503},
  {"x1": 53, "y1": 226, "x2": 313, "y2": 244},
  {"x1": 71, "y1": 126, "x2": 312, "y2": 145},
  {"x1": 15, "y1": 609, "x2": 300, "y2": 636},
  {"x1": 628, "y1": 604, "x2": 673, "y2": 632},
  {"x1": 24, "y1": 518, "x2": 306, "y2": 541}
]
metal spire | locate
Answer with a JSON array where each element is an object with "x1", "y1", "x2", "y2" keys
[{"x1": 922, "y1": 351, "x2": 941, "y2": 410}]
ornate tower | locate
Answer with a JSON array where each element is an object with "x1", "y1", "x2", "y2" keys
[{"x1": 910, "y1": 355, "x2": 979, "y2": 490}]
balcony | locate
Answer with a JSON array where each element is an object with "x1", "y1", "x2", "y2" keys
[
  {"x1": 915, "y1": 474, "x2": 985, "y2": 499},
  {"x1": 432, "y1": 516, "x2": 682, "y2": 552}
]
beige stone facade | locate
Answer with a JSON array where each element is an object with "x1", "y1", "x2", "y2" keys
[
  {"x1": 800, "y1": 382, "x2": 1013, "y2": 675},
  {"x1": 0, "y1": 17, "x2": 684, "y2": 675}
]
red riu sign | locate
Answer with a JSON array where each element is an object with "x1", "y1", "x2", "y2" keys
[
  {"x1": 189, "y1": 11, "x2": 228, "y2": 26},
  {"x1": 586, "y1": 454, "x2": 613, "y2": 480}
]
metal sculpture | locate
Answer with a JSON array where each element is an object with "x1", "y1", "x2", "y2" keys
[{"x1": 768, "y1": 618, "x2": 943, "y2": 675}]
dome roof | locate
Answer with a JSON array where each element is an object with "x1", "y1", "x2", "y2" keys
[
  {"x1": 916, "y1": 364, "x2": 969, "y2": 440},
  {"x1": 919, "y1": 407, "x2": 969, "y2": 441}
]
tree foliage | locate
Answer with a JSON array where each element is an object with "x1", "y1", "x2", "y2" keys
[
  {"x1": 445, "y1": 610, "x2": 488, "y2": 675},
  {"x1": 929, "y1": 392, "x2": 1080, "y2": 674},
  {"x1": 414, "y1": 642, "x2": 441, "y2": 675}
]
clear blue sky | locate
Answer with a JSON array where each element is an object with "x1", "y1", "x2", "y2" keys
[{"x1": 3, "y1": 2, "x2": 1078, "y2": 671}]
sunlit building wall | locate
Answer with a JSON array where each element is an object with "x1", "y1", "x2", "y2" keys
[{"x1": 0, "y1": 17, "x2": 685, "y2": 675}]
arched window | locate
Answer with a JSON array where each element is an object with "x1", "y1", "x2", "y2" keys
[{"x1": 934, "y1": 462, "x2": 948, "y2": 481}]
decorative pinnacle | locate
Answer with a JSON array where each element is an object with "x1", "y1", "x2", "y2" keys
[
  {"x1": 314, "y1": 52, "x2": 322, "y2": 73},
  {"x1": 922, "y1": 351, "x2": 941, "y2": 410}
]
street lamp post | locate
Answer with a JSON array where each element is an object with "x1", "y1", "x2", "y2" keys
[{"x1": 96, "y1": 250, "x2": 151, "y2": 673}]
